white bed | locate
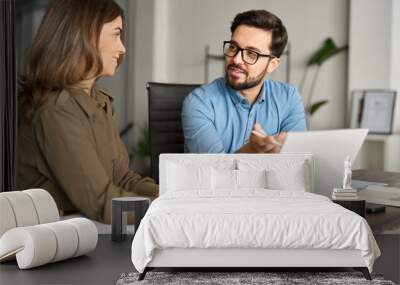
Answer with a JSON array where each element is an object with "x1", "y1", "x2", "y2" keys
[{"x1": 131, "y1": 154, "x2": 380, "y2": 280}]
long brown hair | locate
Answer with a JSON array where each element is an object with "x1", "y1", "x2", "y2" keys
[{"x1": 19, "y1": 0, "x2": 125, "y2": 123}]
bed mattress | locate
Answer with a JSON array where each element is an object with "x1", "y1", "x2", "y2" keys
[{"x1": 131, "y1": 190, "x2": 380, "y2": 273}]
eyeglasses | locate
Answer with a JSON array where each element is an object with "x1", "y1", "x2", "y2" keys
[{"x1": 223, "y1": 41, "x2": 276, "y2": 65}]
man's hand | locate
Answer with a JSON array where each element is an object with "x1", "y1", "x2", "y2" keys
[{"x1": 236, "y1": 123, "x2": 286, "y2": 153}]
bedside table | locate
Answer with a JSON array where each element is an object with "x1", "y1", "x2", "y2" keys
[
  {"x1": 333, "y1": 199, "x2": 366, "y2": 218},
  {"x1": 111, "y1": 197, "x2": 150, "y2": 242}
]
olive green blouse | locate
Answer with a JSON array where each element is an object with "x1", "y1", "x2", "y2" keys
[{"x1": 17, "y1": 86, "x2": 158, "y2": 224}]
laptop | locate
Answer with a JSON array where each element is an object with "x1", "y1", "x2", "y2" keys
[{"x1": 281, "y1": 129, "x2": 368, "y2": 197}]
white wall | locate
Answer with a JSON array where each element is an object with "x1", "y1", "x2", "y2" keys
[
  {"x1": 150, "y1": 0, "x2": 350, "y2": 130},
  {"x1": 390, "y1": 0, "x2": 400, "y2": 133},
  {"x1": 153, "y1": 0, "x2": 171, "y2": 82},
  {"x1": 348, "y1": 0, "x2": 392, "y2": 90},
  {"x1": 349, "y1": 0, "x2": 400, "y2": 171},
  {"x1": 348, "y1": 0, "x2": 400, "y2": 133}
]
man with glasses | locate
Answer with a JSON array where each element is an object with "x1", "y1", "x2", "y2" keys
[{"x1": 182, "y1": 10, "x2": 306, "y2": 153}]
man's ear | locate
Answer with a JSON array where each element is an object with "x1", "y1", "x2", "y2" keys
[{"x1": 267, "y1": 57, "x2": 280, "y2": 74}]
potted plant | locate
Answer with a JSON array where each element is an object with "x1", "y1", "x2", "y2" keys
[{"x1": 299, "y1": 38, "x2": 348, "y2": 127}]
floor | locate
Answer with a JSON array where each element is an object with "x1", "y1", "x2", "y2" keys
[{"x1": 373, "y1": 234, "x2": 400, "y2": 284}]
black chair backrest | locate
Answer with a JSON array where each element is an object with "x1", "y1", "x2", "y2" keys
[{"x1": 147, "y1": 82, "x2": 200, "y2": 183}]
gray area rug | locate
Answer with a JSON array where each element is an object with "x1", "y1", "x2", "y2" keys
[{"x1": 116, "y1": 271, "x2": 396, "y2": 285}]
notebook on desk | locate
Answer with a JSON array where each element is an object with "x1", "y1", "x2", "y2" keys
[{"x1": 358, "y1": 185, "x2": 400, "y2": 207}]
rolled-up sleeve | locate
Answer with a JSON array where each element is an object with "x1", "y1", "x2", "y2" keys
[
  {"x1": 34, "y1": 107, "x2": 157, "y2": 224},
  {"x1": 280, "y1": 87, "x2": 307, "y2": 132},
  {"x1": 182, "y1": 92, "x2": 225, "y2": 153}
]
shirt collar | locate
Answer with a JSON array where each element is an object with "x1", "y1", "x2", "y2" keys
[
  {"x1": 67, "y1": 85, "x2": 113, "y2": 118},
  {"x1": 95, "y1": 87, "x2": 113, "y2": 108},
  {"x1": 225, "y1": 78, "x2": 267, "y2": 106}
]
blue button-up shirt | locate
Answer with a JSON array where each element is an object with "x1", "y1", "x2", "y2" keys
[{"x1": 182, "y1": 77, "x2": 307, "y2": 153}]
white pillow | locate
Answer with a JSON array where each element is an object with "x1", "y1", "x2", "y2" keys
[
  {"x1": 236, "y1": 170, "x2": 267, "y2": 189},
  {"x1": 266, "y1": 162, "x2": 307, "y2": 191},
  {"x1": 212, "y1": 168, "x2": 237, "y2": 190},
  {"x1": 167, "y1": 162, "x2": 212, "y2": 191},
  {"x1": 237, "y1": 158, "x2": 309, "y2": 191},
  {"x1": 211, "y1": 169, "x2": 267, "y2": 190}
]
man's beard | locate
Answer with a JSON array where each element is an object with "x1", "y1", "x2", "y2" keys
[{"x1": 226, "y1": 63, "x2": 269, "y2": 90}]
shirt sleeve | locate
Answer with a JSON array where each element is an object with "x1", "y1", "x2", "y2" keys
[
  {"x1": 182, "y1": 92, "x2": 226, "y2": 153},
  {"x1": 34, "y1": 106, "x2": 156, "y2": 224},
  {"x1": 280, "y1": 87, "x2": 307, "y2": 132}
]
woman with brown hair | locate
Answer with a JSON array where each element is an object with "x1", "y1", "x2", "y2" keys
[{"x1": 18, "y1": 0, "x2": 158, "y2": 224}]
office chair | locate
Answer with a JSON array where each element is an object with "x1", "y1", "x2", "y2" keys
[{"x1": 147, "y1": 82, "x2": 200, "y2": 183}]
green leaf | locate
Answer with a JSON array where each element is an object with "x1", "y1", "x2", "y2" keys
[
  {"x1": 306, "y1": 100, "x2": 329, "y2": 116},
  {"x1": 307, "y1": 38, "x2": 348, "y2": 66}
]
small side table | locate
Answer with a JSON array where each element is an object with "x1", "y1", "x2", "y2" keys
[
  {"x1": 112, "y1": 197, "x2": 150, "y2": 242},
  {"x1": 333, "y1": 199, "x2": 366, "y2": 218}
]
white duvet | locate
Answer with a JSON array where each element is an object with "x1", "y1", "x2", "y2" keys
[{"x1": 131, "y1": 190, "x2": 380, "y2": 273}]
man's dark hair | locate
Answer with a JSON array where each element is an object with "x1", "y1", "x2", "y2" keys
[{"x1": 230, "y1": 10, "x2": 288, "y2": 58}]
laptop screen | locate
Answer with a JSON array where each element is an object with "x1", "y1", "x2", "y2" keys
[{"x1": 281, "y1": 129, "x2": 368, "y2": 197}]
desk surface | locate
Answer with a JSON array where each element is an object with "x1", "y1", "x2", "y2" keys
[
  {"x1": 353, "y1": 170, "x2": 400, "y2": 234},
  {"x1": 0, "y1": 235, "x2": 133, "y2": 285},
  {"x1": 353, "y1": 169, "x2": 400, "y2": 188}
]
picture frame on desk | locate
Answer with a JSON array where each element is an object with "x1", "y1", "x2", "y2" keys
[
  {"x1": 361, "y1": 90, "x2": 396, "y2": 135},
  {"x1": 349, "y1": 90, "x2": 396, "y2": 134}
]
